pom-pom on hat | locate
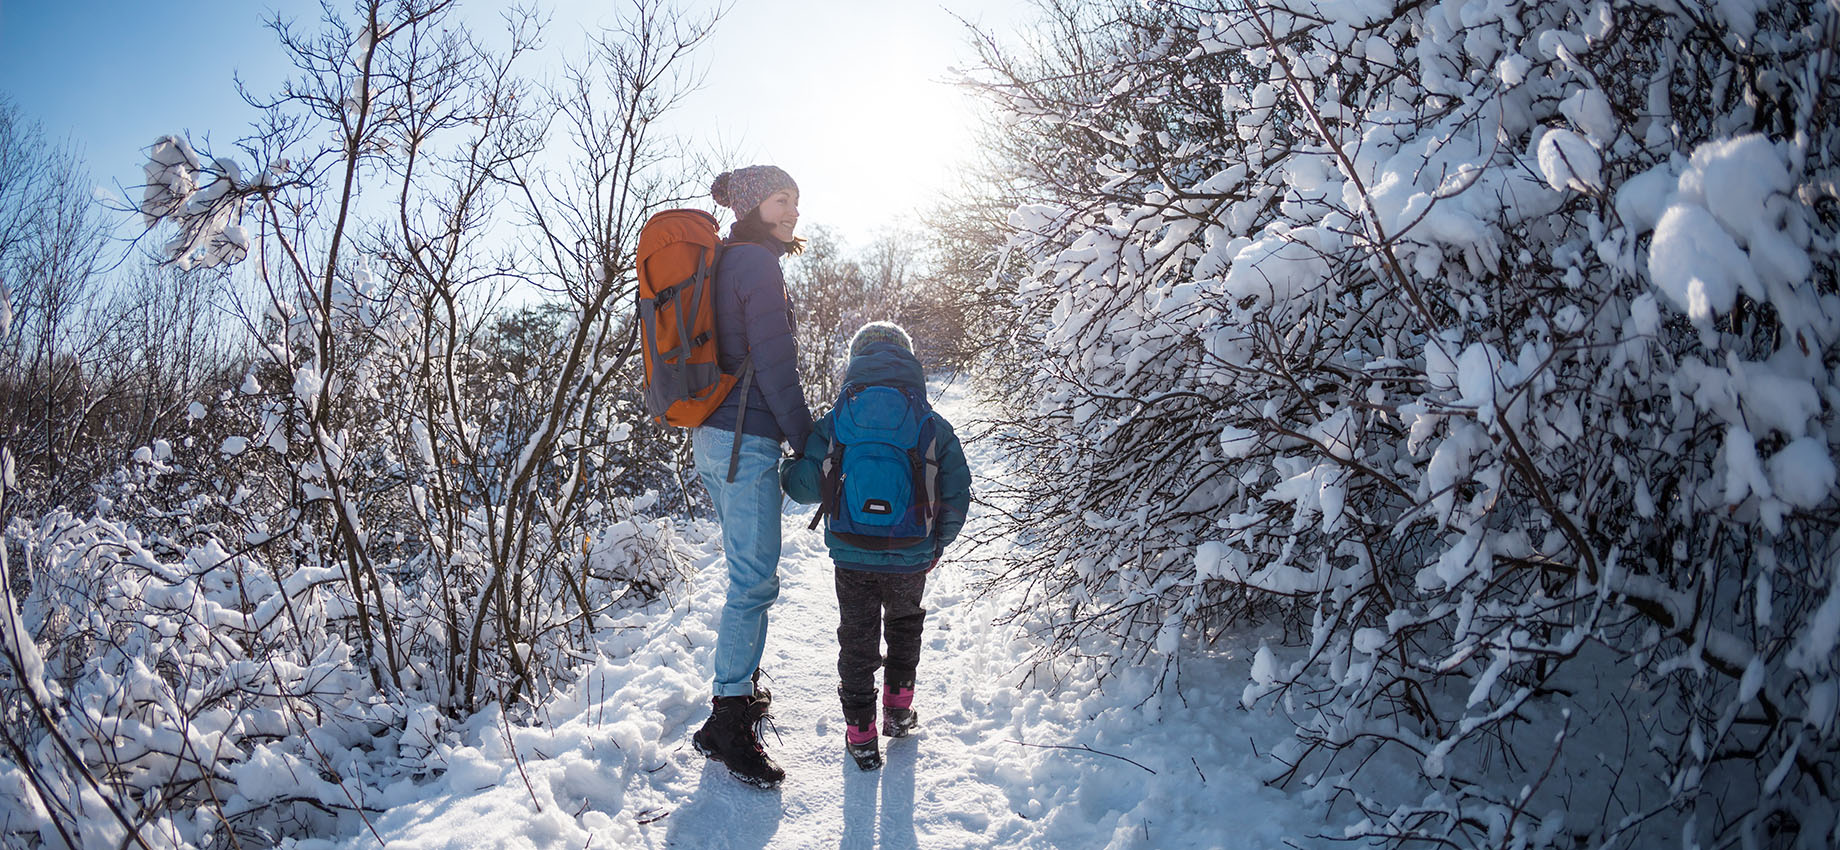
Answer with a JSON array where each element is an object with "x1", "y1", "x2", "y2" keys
[
  {"x1": 711, "y1": 165, "x2": 798, "y2": 217},
  {"x1": 849, "y1": 321, "x2": 913, "y2": 356}
]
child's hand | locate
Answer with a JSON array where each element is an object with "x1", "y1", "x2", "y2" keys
[{"x1": 924, "y1": 558, "x2": 939, "y2": 574}]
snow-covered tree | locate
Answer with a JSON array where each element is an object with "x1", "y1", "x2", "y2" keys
[
  {"x1": 133, "y1": 0, "x2": 714, "y2": 706},
  {"x1": 962, "y1": 0, "x2": 1840, "y2": 846}
]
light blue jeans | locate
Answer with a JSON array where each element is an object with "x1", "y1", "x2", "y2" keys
[{"x1": 692, "y1": 426, "x2": 785, "y2": 698}]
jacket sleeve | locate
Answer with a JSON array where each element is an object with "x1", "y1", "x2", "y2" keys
[
  {"x1": 732, "y1": 246, "x2": 814, "y2": 449},
  {"x1": 933, "y1": 417, "x2": 972, "y2": 556},
  {"x1": 780, "y1": 415, "x2": 832, "y2": 504}
]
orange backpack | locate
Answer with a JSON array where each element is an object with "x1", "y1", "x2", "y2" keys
[{"x1": 636, "y1": 209, "x2": 754, "y2": 430}]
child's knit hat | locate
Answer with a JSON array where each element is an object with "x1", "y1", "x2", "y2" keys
[
  {"x1": 711, "y1": 165, "x2": 798, "y2": 217},
  {"x1": 849, "y1": 321, "x2": 913, "y2": 356}
]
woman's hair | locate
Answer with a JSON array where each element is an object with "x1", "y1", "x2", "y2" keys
[{"x1": 728, "y1": 208, "x2": 806, "y2": 255}]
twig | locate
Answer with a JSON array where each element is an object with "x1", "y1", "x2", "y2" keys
[
  {"x1": 1005, "y1": 739, "x2": 1156, "y2": 774},
  {"x1": 501, "y1": 706, "x2": 543, "y2": 812}
]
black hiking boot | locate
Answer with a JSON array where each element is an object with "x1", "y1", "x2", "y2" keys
[{"x1": 693, "y1": 696, "x2": 785, "y2": 789}]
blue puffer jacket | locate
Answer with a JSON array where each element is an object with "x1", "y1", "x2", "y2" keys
[
  {"x1": 699, "y1": 236, "x2": 813, "y2": 450},
  {"x1": 781, "y1": 342, "x2": 972, "y2": 572}
]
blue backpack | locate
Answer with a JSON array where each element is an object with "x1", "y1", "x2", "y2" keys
[{"x1": 808, "y1": 383, "x2": 941, "y2": 549}]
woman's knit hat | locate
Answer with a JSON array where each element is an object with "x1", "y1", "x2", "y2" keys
[
  {"x1": 711, "y1": 165, "x2": 798, "y2": 217},
  {"x1": 849, "y1": 321, "x2": 913, "y2": 356}
]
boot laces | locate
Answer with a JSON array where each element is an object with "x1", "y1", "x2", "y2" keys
[{"x1": 752, "y1": 708, "x2": 781, "y2": 750}]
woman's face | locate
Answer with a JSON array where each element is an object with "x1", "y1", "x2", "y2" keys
[{"x1": 756, "y1": 189, "x2": 799, "y2": 242}]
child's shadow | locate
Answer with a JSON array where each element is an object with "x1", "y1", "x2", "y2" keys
[
  {"x1": 839, "y1": 743, "x2": 919, "y2": 850},
  {"x1": 879, "y1": 744, "x2": 920, "y2": 849}
]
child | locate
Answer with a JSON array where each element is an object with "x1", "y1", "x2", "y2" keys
[{"x1": 782, "y1": 321, "x2": 971, "y2": 770}]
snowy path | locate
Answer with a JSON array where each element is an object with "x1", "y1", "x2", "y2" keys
[{"x1": 313, "y1": 383, "x2": 1336, "y2": 850}]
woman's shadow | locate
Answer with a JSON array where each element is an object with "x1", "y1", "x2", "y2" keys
[
  {"x1": 663, "y1": 761, "x2": 787, "y2": 849},
  {"x1": 839, "y1": 743, "x2": 919, "y2": 850}
]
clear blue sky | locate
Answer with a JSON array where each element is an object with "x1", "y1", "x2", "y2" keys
[{"x1": 0, "y1": 0, "x2": 1031, "y2": 245}]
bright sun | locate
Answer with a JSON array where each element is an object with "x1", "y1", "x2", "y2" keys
[
  {"x1": 674, "y1": 1, "x2": 1003, "y2": 245},
  {"x1": 796, "y1": 57, "x2": 980, "y2": 236}
]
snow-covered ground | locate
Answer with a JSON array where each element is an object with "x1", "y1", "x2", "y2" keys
[{"x1": 295, "y1": 382, "x2": 1338, "y2": 849}]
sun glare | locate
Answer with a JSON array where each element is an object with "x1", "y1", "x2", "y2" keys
[
  {"x1": 793, "y1": 55, "x2": 979, "y2": 236},
  {"x1": 689, "y1": 1, "x2": 997, "y2": 244}
]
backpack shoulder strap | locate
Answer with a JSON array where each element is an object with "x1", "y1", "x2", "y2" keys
[
  {"x1": 724, "y1": 353, "x2": 754, "y2": 483},
  {"x1": 917, "y1": 412, "x2": 941, "y2": 533},
  {"x1": 809, "y1": 429, "x2": 845, "y2": 530}
]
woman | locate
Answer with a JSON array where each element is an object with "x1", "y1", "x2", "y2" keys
[{"x1": 688, "y1": 165, "x2": 813, "y2": 789}]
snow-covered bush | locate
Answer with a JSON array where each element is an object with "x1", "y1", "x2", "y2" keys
[
  {"x1": 1, "y1": 0, "x2": 718, "y2": 845},
  {"x1": 963, "y1": 0, "x2": 1840, "y2": 846},
  {"x1": 0, "y1": 474, "x2": 681, "y2": 846}
]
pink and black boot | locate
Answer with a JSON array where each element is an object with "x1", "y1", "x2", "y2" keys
[
  {"x1": 844, "y1": 706, "x2": 882, "y2": 770},
  {"x1": 882, "y1": 678, "x2": 919, "y2": 737}
]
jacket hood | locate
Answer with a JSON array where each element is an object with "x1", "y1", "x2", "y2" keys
[{"x1": 842, "y1": 342, "x2": 925, "y2": 393}]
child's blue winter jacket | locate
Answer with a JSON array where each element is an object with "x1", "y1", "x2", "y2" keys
[{"x1": 781, "y1": 342, "x2": 971, "y2": 572}]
